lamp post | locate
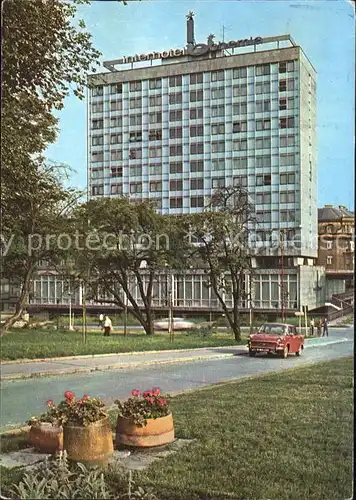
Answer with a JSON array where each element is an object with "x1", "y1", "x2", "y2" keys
[
  {"x1": 279, "y1": 229, "x2": 286, "y2": 323},
  {"x1": 124, "y1": 292, "x2": 128, "y2": 337},
  {"x1": 68, "y1": 289, "x2": 74, "y2": 331}
]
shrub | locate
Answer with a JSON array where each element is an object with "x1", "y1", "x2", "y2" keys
[{"x1": 115, "y1": 388, "x2": 171, "y2": 427}]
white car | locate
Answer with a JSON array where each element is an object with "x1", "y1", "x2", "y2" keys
[{"x1": 154, "y1": 317, "x2": 196, "y2": 331}]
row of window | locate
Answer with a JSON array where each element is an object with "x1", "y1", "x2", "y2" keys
[{"x1": 91, "y1": 61, "x2": 298, "y2": 96}]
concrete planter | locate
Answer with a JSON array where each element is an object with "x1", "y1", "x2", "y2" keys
[
  {"x1": 63, "y1": 417, "x2": 114, "y2": 465},
  {"x1": 28, "y1": 423, "x2": 63, "y2": 454},
  {"x1": 116, "y1": 413, "x2": 174, "y2": 448}
]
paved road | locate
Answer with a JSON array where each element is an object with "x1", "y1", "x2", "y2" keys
[{"x1": 0, "y1": 327, "x2": 353, "y2": 432}]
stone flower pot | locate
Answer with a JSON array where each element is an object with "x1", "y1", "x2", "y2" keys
[
  {"x1": 116, "y1": 413, "x2": 174, "y2": 448},
  {"x1": 63, "y1": 417, "x2": 114, "y2": 465},
  {"x1": 28, "y1": 423, "x2": 63, "y2": 454}
]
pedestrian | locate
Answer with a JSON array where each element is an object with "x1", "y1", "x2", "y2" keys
[
  {"x1": 103, "y1": 315, "x2": 112, "y2": 337},
  {"x1": 98, "y1": 313, "x2": 104, "y2": 329},
  {"x1": 310, "y1": 318, "x2": 315, "y2": 336},
  {"x1": 323, "y1": 317, "x2": 329, "y2": 337},
  {"x1": 317, "y1": 319, "x2": 322, "y2": 337}
]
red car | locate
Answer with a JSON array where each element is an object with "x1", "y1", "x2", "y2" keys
[{"x1": 247, "y1": 323, "x2": 304, "y2": 359}]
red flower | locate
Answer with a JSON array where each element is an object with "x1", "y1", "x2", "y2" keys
[
  {"x1": 152, "y1": 387, "x2": 161, "y2": 397},
  {"x1": 131, "y1": 389, "x2": 140, "y2": 397},
  {"x1": 64, "y1": 391, "x2": 75, "y2": 401},
  {"x1": 142, "y1": 391, "x2": 152, "y2": 398},
  {"x1": 146, "y1": 397, "x2": 154, "y2": 405},
  {"x1": 157, "y1": 398, "x2": 167, "y2": 407},
  {"x1": 46, "y1": 399, "x2": 54, "y2": 407},
  {"x1": 82, "y1": 394, "x2": 90, "y2": 400}
]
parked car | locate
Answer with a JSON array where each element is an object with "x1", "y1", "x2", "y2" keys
[
  {"x1": 247, "y1": 323, "x2": 304, "y2": 359},
  {"x1": 154, "y1": 317, "x2": 196, "y2": 331}
]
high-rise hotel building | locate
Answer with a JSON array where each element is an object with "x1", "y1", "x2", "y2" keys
[{"x1": 87, "y1": 15, "x2": 326, "y2": 314}]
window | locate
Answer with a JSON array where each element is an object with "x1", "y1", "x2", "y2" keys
[
  {"x1": 255, "y1": 100, "x2": 270, "y2": 113},
  {"x1": 149, "y1": 163, "x2": 162, "y2": 175},
  {"x1": 169, "y1": 179, "x2": 183, "y2": 191},
  {"x1": 129, "y1": 131, "x2": 142, "y2": 142},
  {"x1": 212, "y1": 159, "x2": 225, "y2": 170},
  {"x1": 256, "y1": 211, "x2": 271, "y2": 223},
  {"x1": 211, "y1": 105, "x2": 225, "y2": 117},
  {"x1": 190, "y1": 73, "x2": 203, "y2": 84},
  {"x1": 149, "y1": 181, "x2": 162, "y2": 192},
  {"x1": 255, "y1": 64, "x2": 270, "y2": 76},
  {"x1": 280, "y1": 172, "x2": 296, "y2": 185},
  {"x1": 169, "y1": 110, "x2": 182, "y2": 121},
  {"x1": 256, "y1": 230, "x2": 272, "y2": 243},
  {"x1": 255, "y1": 82, "x2": 270, "y2": 94},
  {"x1": 148, "y1": 129, "x2": 162, "y2": 141},
  {"x1": 110, "y1": 150, "x2": 122, "y2": 161},
  {"x1": 279, "y1": 117, "x2": 295, "y2": 129},
  {"x1": 190, "y1": 107, "x2": 203, "y2": 119},
  {"x1": 232, "y1": 157, "x2": 247, "y2": 169},
  {"x1": 190, "y1": 90, "x2": 203, "y2": 102},
  {"x1": 190, "y1": 125, "x2": 204, "y2": 137},
  {"x1": 129, "y1": 81, "x2": 142, "y2": 92},
  {"x1": 255, "y1": 119, "x2": 271, "y2": 131},
  {"x1": 110, "y1": 117, "x2": 122, "y2": 128},
  {"x1": 130, "y1": 165, "x2": 142, "y2": 177},
  {"x1": 129, "y1": 97, "x2": 142, "y2": 109},
  {"x1": 280, "y1": 135, "x2": 295, "y2": 147},
  {"x1": 169, "y1": 75, "x2": 182, "y2": 87},
  {"x1": 233, "y1": 84, "x2": 247, "y2": 97},
  {"x1": 233, "y1": 175, "x2": 247, "y2": 187},
  {"x1": 327, "y1": 256, "x2": 333, "y2": 265},
  {"x1": 169, "y1": 93, "x2": 183, "y2": 104},
  {"x1": 211, "y1": 141, "x2": 225, "y2": 153},
  {"x1": 91, "y1": 168, "x2": 103, "y2": 179},
  {"x1": 256, "y1": 155, "x2": 271, "y2": 168},
  {"x1": 91, "y1": 185, "x2": 104, "y2": 195},
  {"x1": 280, "y1": 153, "x2": 296, "y2": 166},
  {"x1": 92, "y1": 152, "x2": 104, "y2": 162},
  {"x1": 280, "y1": 191, "x2": 295, "y2": 203},
  {"x1": 256, "y1": 174, "x2": 271, "y2": 186},
  {"x1": 170, "y1": 127, "x2": 183, "y2": 139},
  {"x1": 233, "y1": 121, "x2": 247, "y2": 133},
  {"x1": 326, "y1": 241, "x2": 333, "y2": 250},
  {"x1": 110, "y1": 100, "x2": 122, "y2": 111},
  {"x1": 130, "y1": 183, "x2": 142, "y2": 193},
  {"x1": 149, "y1": 112, "x2": 162, "y2": 124},
  {"x1": 92, "y1": 102, "x2": 103, "y2": 113},
  {"x1": 211, "y1": 87, "x2": 225, "y2": 99},
  {"x1": 92, "y1": 135, "x2": 103, "y2": 146},
  {"x1": 170, "y1": 197, "x2": 183, "y2": 209},
  {"x1": 149, "y1": 147, "x2": 161, "y2": 158},
  {"x1": 190, "y1": 160, "x2": 204, "y2": 172},
  {"x1": 170, "y1": 162, "x2": 183, "y2": 174},
  {"x1": 129, "y1": 148, "x2": 142, "y2": 160},
  {"x1": 149, "y1": 95, "x2": 161, "y2": 107},
  {"x1": 110, "y1": 83, "x2": 122, "y2": 94},
  {"x1": 256, "y1": 137, "x2": 271, "y2": 149},
  {"x1": 110, "y1": 134, "x2": 122, "y2": 145},
  {"x1": 233, "y1": 67, "x2": 247, "y2": 78},
  {"x1": 212, "y1": 177, "x2": 225, "y2": 188},
  {"x1": 279, "y1": 79, "x2": 295, "y2": 92},
  {"x1": 92, "y1": 119, "x2": 103, "y2": 129},
  {"x1": 279, "y1": 97, "x2": 295, "y2": 110},
  {"x1": 169, "y1": 144, "x2": 183, "y2": 156},
  {"x1": 279, "y1": 61, "x2": 295, "y2": 73},
  {"x1": 232, "y1": 102, "x2": 247, "y2": 115},
  {"x1": 92, "y1": 86, "x2": 103, "y2": 97},
  {"x1": 191, "y1": 196, "x2": 204, "y2": 208},
  {"x1": 110, "y1": 183, "x2": 122, "y2": 195},
  {"x1": 190, "y1": 142, "x2": 204, "y2": 154},
  {"x1": 211, "y1": 70, "x2": 224, "y2": 82},
  {"x1": 130, "y1": 114, "x2": 142, "y2": 126},
  {"x1": 191, "y1": 178, "x2": 204, "y2": 190},
  {"x1": 280, "y1": 210, "x2": 295, "y2": 222},
  {"x1": 149, "y1": 79, "x2": 162, "y2": 89},
  {"x1": 256, "y1": 193, "x2": 271, "y2": 204},
  {"x1": 110, "y1": 166, "x2": 123, "y2": 177},
  {"x1": 232, "y1": 139, "x2": 247, "y2": 151}
]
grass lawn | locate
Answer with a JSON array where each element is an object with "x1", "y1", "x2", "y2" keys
[
  {"x1": 134, "y1": 357, "x2": 353, "y2": 500},
  {"x1": 0, "y1": 329, "x2": 242, "y2": 361}
]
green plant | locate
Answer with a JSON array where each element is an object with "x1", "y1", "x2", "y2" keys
[{"x1": 115, "y1": 388, "x2": 171, "y2": 427}]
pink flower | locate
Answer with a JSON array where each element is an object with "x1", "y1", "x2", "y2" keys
[
  {"x1": 64, "y1": 391, "x2": 75, "y2": 401},
  {"x1": 82, "y1": 394, "x2": 90, "y2": 400},
  {"x1": 152, "y1": 387, "x2": 161, "y2": 396},
  {"x1": 146, "y1": 397, "x2": 154, "y2": 405},
  {"x1": 157, "y1": 398, "x2": 167, "y2": 407},
  {"x1": 142, "y1": 390, "x2": 152, "y2": 398},
  {"x1": 46, "y1": 399, "x2": 54, "y2": 407},
  {"x1": 131, "y1": 389, "x2": 140, "y2": 397}
]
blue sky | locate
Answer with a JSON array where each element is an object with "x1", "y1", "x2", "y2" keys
[{"x1": 46, "y1": 0, "x2": 355, "y2": 209}]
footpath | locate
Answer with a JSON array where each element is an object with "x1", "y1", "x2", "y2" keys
[{"x1": 0, "y1": 335, "x2": 350, "y2": 381}]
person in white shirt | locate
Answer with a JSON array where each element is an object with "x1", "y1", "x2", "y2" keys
[
  {"x1": 103, "y1": 316, "x2": 112, "y2": 337},
  {"x1": 98, "y1": 313, "x2": 104, "y2": 329}
]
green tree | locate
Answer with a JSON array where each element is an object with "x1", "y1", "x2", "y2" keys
[{"x1": 186, "y1": 187, "x2": 255, "y2": 341}]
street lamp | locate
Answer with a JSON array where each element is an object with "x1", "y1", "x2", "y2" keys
[{"x1": 68, "y1": 289, "x2": 74, "y2": 331}]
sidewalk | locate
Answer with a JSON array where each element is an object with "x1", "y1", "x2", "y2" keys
[{"x1": 0, "y1": 336, "x2": 350, "y2": 381}]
